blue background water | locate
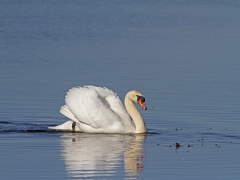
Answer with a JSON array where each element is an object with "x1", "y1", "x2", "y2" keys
[{"x1": 0, "y1": 1, "x2": 240, "y2": 179}]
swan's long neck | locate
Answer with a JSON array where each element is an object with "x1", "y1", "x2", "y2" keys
[{"x1": 124, "y1": 96, "x2": 147, "y2": 134}]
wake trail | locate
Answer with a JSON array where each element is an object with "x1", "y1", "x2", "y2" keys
[{"x1": 0, "y1": 121, "x2": 59, "y2": 133}]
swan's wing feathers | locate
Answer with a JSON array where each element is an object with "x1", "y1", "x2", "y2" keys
[
  {"x1": 65, "y1": 87, "x2": 98, "y2": 128},
  {"x1": 63, "y1": 86, "x2": 126, "y2": 129},
  {"x1": 60, "y1": 105, "x2": 79, "y2": 122},
  {"x1": 84, "y1": 85, "x2": 117, "y2": 98},
  {"x1": 105, "y1": 95, "x2": 125, "y2": 114},
  {"x1": 81, "y1": 88, "x2": 121, "y2": 128},
  {"x1": 105, "y1": 95, "x2": 133, "y2": 124}
]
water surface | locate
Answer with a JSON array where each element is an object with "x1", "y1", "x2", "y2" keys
[{"x1": 0, "y1": 1, "x2": 240, "y2": 179}]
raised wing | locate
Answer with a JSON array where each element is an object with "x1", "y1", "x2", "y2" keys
[{"x1": 63, "y1": 86, "x2": 125, "y2": 129}]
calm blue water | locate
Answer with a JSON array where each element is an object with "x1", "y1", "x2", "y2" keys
[{"x1": 0, "y1": 0, "x2": 240, "y2": 179}]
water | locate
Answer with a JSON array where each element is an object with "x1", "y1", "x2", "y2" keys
[{"x1": 0, "y1": 0, "x2": 240, "y2": 179}]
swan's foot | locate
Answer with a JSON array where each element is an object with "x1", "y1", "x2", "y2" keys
[{"x1": 72, "y1": 122, "x2": 76, "y2": 132}]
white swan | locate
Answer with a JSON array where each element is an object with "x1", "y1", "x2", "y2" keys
[{"x1": 48, "y1": 86, "x2": 147, "y2": 134}]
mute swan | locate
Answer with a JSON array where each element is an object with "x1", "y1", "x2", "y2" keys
[{"x1": 48, "y1": 86, "x2": 147, "y2": 134}]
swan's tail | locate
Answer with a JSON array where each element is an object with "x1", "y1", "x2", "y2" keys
[{"x1": 48, "y1": 120, "x2": 81, "y2": 131}]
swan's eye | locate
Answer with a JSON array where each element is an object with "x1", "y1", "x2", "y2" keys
[{"x1": 137, "y1": 95, "x2": 145, "y2": 102}]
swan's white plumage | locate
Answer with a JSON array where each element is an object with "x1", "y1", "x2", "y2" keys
[
  {"x1": 60, "y1": 105, "x2": 78, "y2": 122},
  {"x1": 49, "y1": 86, "x2": 147, "y2": 133}
]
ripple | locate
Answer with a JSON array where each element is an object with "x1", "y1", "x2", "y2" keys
[
  {"x1": 147, "y1": 129, "x2": 161, "y2": 135},
  {"x1": 0, "y1": 121, "x2": 51, "y2": 133}
]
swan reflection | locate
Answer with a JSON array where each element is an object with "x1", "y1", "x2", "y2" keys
[{"x1": 60, "y1": 133, "x2": 146, "y2": 179}]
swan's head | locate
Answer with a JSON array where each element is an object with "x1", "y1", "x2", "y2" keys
[{"x1": 127, "y1": 90, "x2": 147, "y2": 110}]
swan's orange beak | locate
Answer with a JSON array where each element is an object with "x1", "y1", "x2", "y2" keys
[{"x1": 137, "y1": 99, "x2": 147, "y2": 110}]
